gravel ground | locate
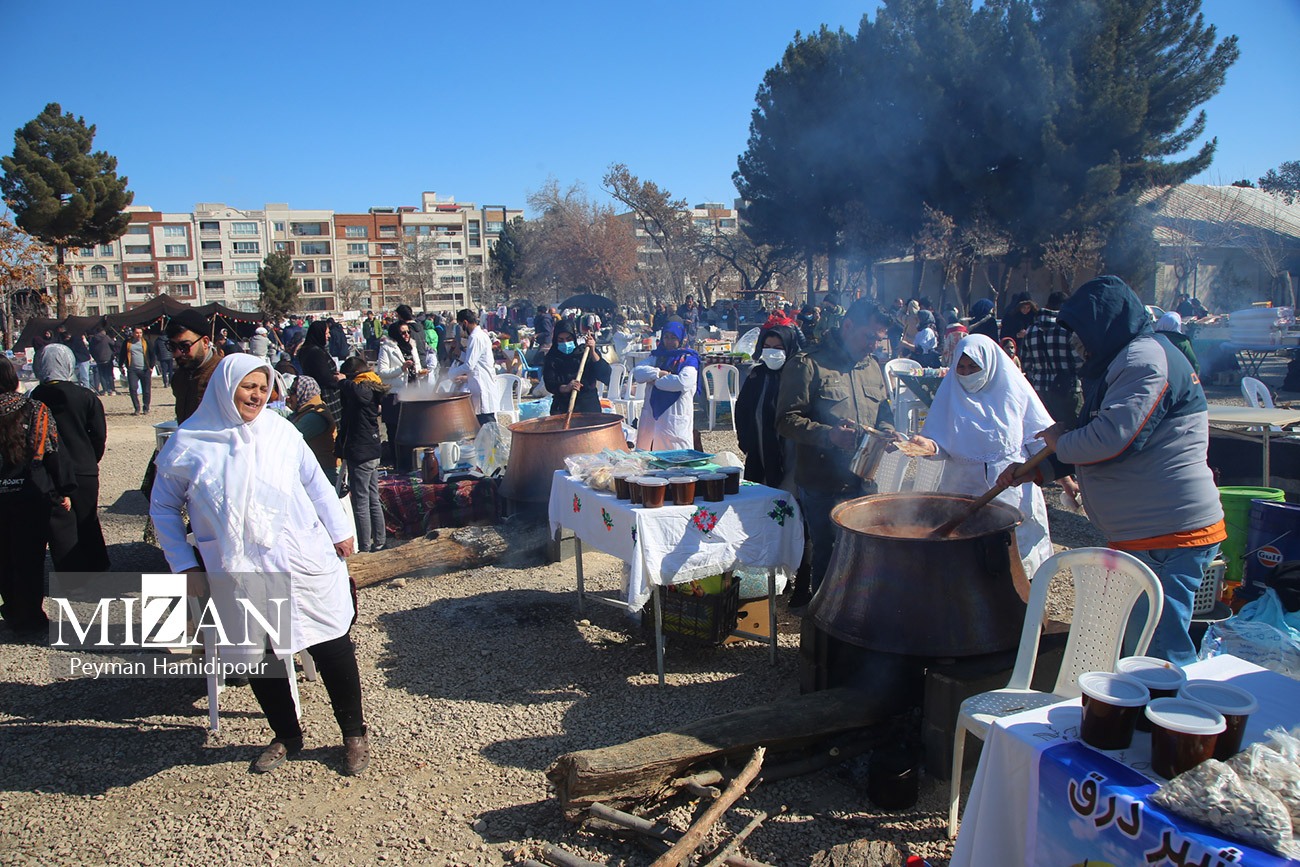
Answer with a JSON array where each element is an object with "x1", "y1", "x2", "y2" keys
[{"x1": 1, "y1": 362, "x2": 1269, "y2": 866}]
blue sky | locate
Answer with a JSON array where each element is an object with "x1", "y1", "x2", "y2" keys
[{"x1": 1, "y1": 0, "x2": 1295, "y2": 216}]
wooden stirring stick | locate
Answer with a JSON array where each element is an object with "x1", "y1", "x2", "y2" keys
[
  {"x1": 931, "y1": 447, "x2": 1055, "y2": 538},
  {"x1": 564, "y1": 345, "x2": 591, "y2": 430}
]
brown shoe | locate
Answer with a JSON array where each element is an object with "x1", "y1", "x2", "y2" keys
[
  {"x1": 252, "y1": 737, "x2": 302, "y2": 774},
  {"x1": 342, "y1": 734, "x2": 370, "y2": 776}
]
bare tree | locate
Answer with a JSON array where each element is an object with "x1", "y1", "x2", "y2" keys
[
  {"x1": 1039, "y1": 230, "x2": 1103, "y2": 295},
  {"x1": 393, "y1": 235, "x2": 439, "y2": 309},
  {"x1": 702, "y1": 230, "x2": 798, "y2": 299},
  {"x1": 527, "y1": 179, "x2": 637, "y2": 304},
  {"x1": 602, "y1": 164, "x2": 700, "y2": 306},
  {"x1": 335, "y1": 276, "x2": 370, "y2": 311},
  {"x1": 0, "y1": 212, "x2": 50, "y2": 348}
]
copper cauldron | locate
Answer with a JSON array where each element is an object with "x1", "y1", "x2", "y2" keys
[
  {"x1": 500, "y1": 413, "x2": 628, "y2": 503},
  {"x1": 394, "y1": 393, "x2": 481, "y2": 472},
  {"x1": 810, "y1": 493, "x2": 1027, "y2": 656}
]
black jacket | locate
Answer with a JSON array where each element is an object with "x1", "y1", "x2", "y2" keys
[
  {"x1": 543, "y1": 347, "x2": 611, "y2": 416},
  {"x1": 299, "y1": 345, "x2": 341, "y2": 395},
  {"x1": 88, "y1": 333, "x2": 114, "y2": 364},
  {"x1": 735, "y1": 364, "x2": 786, "y2": 488},
  {"x1": 336, "y1": 379, "x2": 385, "y2": 464},
  {"x1": 29, "y1": 382, "x2": 107, "y2": 476}
]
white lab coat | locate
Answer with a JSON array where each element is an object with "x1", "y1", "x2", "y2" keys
[
  {"x1": 447, "y1": 326, "x2": 501, "y2": 415},
  {"x1": 632, "y1": 362, "x2": 697, "y2": 451}
]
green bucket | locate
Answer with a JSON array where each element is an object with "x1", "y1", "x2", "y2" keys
[{"x1": 1219, "y1": 486, "x2": 1286, "y2": 583}]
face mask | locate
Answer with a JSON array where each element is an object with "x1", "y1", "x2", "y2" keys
[
  {"x1": 957, "y1": 369, "x2": 991, "y2": 393},
  {"x1": 760, "y1": 348, "x2": 786, "y2": 370},
  {"x1": 1069, "y1": 332, "x2": 1088, "y2": 361},
  {"x1": 558, "y1": 341, "x2": 576, "y2": 355}
]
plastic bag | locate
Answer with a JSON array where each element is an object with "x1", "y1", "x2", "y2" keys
[
  {"x1": 1229, "y1": 739, "x2": 1300, "y2": 826},
  {"x1": 474, "y1": 422, "x2": 511, "y2": 478},
  {"x1": 1199, "y1": 589, "x2": 1300, "y2": 678},
  {"x1": 1150, "y1": 759, "x2": 1296, "y2": 856}
]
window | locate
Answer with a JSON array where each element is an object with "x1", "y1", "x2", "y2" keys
[
  {"x1": 403, "y1": 225, "x2": 430, "y2": 236},
  {"x1": 90, "y1": 265, "x2": 107, "y2": 280},
  {"x1": 292, "y1": 260, "x2": 312, "y2": 274},
  {"x1": 129, "y1": 264, "x2": 154, "y2": 275},
  {"x1": 320, "y1": 278, "x2": 333, "y2": 292},
  {"x1": 199, "y1": 221, "x2": 219, "y2": 233},
  {"x1": 99, "y1": 243, "x2": 113, "y2": 255},
  {"x1": 231, "y1": 222, "x2": 258, "y2": 235},
  {"x1": 486, "y1": 221, "x2": 504, "y2": 233},
  {"x1": 435, "y1": 258, "x2": 464, "y2": 266},
  {"x1": 379, "y1": 226, "x2": 398, "y2": 238},
  {"x1": 291, "y1": 222, "x2": 324, "y2": 236},
  {"x1": 232, "y1": 241, "x2": 260, "y2": 254},
  {"x1": 273, "y1": 222, "x2": 285, "y2": 232},
  {"x1": 379, "y1": 244, "x2": 398, "y2": 257},
  {"x1": 436, "y1": 242, "x2": 451, "y2": 250},
  {"x1": 173, "y1": 284, "x2": 194, "y2": 297},
  {"x1": 346, "y1": 242, "x2": 368, "y2": 255},
  {"x1": 344, "y1": 225, "x2": 368, "y2": 238},
  {"x1": 468, "y1": 255, "x2": 482, "y2": 265},
  {"x1": 125, "y1": 244, "x2": 151, "y2": 255},
  {"x1": 164, "y1": 244, "x2": 188, "y2": 257},
  {"x1": 300, "y1": 241, "x2": 329, "y2": 255},
  {"x1": 440, "y1": 275, "x2": 465, "y2": 285},
  {"x1": 113, "y1": 264, "x2": 121, "y2": 276},
  {"x1": 85, "y1": 286, "x2": 99, "y2": 298},
  {"x1": 348, "y1": 261, "x2": 369, "y2": 273},
  {"x1": 163, "y1": 226, "x2": 187, "y2": 237},
  {"x1": 319, "y1": 260, "x2": 332, "y2": 273},
  {"x1": 200, "y1": 240, "x2": 221, "y2": 252},
  {"x1": 233, "y1": 261, "x2": 259, "y2": 273},
  {"x1": 104, "y1": 285, "x2": 119, "y2": 297},
  {"x1": 235, "y1": 280, "x2": 260, "y2": 294},
  {"x1": 127, "y1": 225, "x2": 149, "y2": 235},
  {"x1": 302, "y1": 279, "x2": 316, "y2": 293},
  {"x1": 130, "y1": 284, "x2": 152, "y2": 295},
  {"x1": 719, "y1": 218, "x2": 737, "y2": 228},
  {"x1": 203, "y1": 262, "x2": 223, "y2": 273},
  {"x1": 87, "y1": 306, "x2": 100, "y2": 316},
  {"x1": 204, "y1": 280, "x2": 225, "y2": 290},
  {"x1": 305, "y1": 298, "x2": 328, "y2": 311},
  {"x1": 165, "y1": 264, "x2": 189, "y2": 276},
  {"x1": 274, "y1": 241, "x2": 287, "y2": 253},
  {"x1": 106, "y1": 305, "x2": 119, "y2": 313}
]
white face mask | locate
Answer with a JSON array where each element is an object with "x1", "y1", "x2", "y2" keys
[
  {"x1": 957, "y1": 369, "x2": 991, "y2": 393},
  {"x1": 760, "y1": 348, "x2": 787, "y2": 370}
]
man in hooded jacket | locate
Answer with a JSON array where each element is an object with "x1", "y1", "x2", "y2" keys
[{"x1": 998, "y1": 275, "x2": 1224, "y2": 666}]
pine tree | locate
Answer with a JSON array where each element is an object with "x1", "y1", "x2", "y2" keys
[
  {"x1": 0, "y1": 103, "x2": 133, "y2": 319},
  {"x1": 258, "y1": 252, "x2": 299, "y2": 320}
]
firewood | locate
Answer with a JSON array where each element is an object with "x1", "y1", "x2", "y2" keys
[
  {"x1": 548, "y1": 688, "x2": 876, "y2": 819},
  {"x1": 648, "y1": 747, "x2": 764, "y2": 867},
  {"x1": 542, "y1": 844, "x2": 603, "y2": 867},
  {"x1": 585, "y1": 803, "x2": 774, "y2": 867},
  {"x1": 700, "y1": 811, "x2": 767, "y2": 867}
]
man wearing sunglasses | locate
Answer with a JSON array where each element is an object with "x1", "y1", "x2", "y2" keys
[{"x1": 165, "y1": 309, "x2": 225, "y2": 423}]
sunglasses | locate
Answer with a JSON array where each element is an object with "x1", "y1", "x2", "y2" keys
[{"x1": 169, "y1": 339, "x2": 198, "y2": 354}]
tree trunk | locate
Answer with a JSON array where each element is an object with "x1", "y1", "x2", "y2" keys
[
  {"x1": 546, "y1": 687, "x2": 880, "y2": 819},
  {"x1": 55, "y1": 245, "x2": 68, "y2": 320}
]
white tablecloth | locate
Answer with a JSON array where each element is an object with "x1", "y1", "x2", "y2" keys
[
  {"x1": 952, "y1": 655, "x2": 1300, "y2": 866},
  {"x1": 547, "y1": 471, "x2": 804, "y2": 611}
]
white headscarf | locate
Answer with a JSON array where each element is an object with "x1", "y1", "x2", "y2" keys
[
  {"x1": 155, "y1": 353, "x2": 303, "y2": 572},
  {"x1": 36, "y1": 343, "x2": 77, "y2": 382},
  {"x1": 923, "y1": 334, "x2": 1056, "y2": 464},
  {"x1": 1156, "y1": 312, "x2": 1183, "y2": 334}
]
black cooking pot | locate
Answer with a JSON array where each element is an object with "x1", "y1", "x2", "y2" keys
[{"x1": 810, "y1": 493, "x2": 1027, "y2": 656}]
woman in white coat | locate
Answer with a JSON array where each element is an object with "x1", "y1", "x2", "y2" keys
[
  {"x1": 446, "y1": 308, "x2": 501, "y2": 425},
  {"x1": 150, "y1": 353, "x2": 369, "y2": 777},
  {"x1": 906, "y1": 333, "x2": 1055, "y2": 580},
  {"x1": 632, "y1": 321, "x2": 699, "y2": 451}
]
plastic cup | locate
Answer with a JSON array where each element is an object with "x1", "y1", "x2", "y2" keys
[
  {"x1": 1117, "y1": 657, "x2": 1187, "y2": 732},
  {"x1": 668, "y1": 476, "x2": 696, "y2": 506},
  {"x1": 1145, "y1": 697, "x2": 1226, "y2": 778},
  {"x1": 612, "y1": 471, "x2": 635, "y2": 500},
  {"x1": 627, "y1": 477, "x2": 645, "y2": 505},
  {"x1": 699, "y1": 472, "x2": 726, "y2": 503},
  {"x1": 639, "y1": 477, "x2": 668, "y2": 509},
  {"x1": 720, "y1": 466, "x2": 743, "y2": 495},
  {"x1": 1178, "y1": 681, "x2": 1259, "y2": 760},
  {"x1": 1078, "y1": 671, "x2": 1150, "y2": 751}
]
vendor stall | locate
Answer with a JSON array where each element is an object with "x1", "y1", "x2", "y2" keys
[
  {"x1": 1224, "y1": 342, "x2": 1297, "y2": 378},
  {"x1": 548, "y1": 469, "x2": 804, "y2": 685},
  {"x1": 951, "y1": 655, "x2": 1300, "y2": 866},
  {"x1": 1206, "y1": 404, "x2": 1300, "y2": 486}
]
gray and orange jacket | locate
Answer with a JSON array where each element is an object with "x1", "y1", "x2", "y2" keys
[{"x1": 1049, "y1": 276, "x2": 1224, "y2": 550}]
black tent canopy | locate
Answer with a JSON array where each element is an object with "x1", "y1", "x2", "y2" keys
[{"x1": 559, "y1": 292, "x2": 616, "y2": 312}]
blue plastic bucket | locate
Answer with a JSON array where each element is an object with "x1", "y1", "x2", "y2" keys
[{"x1": 1243, "y1": 499, "x2": 1300, "y2": 593}]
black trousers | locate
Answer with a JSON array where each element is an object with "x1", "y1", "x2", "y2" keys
[
  {"x1": 48, "y1": 473, "x2": 110, "y2": 573},
  {"x1": 95, "y1": 362, "x2": 116, "y2": 394},
  {"x1": 126, "y1": 367, "x2": 151, "y2": 412},
  {"x1": 248, "y1": 633, "x2": 366, "y2": 742},
  {"x1": 0, "y1": 499, "x2": 53, "y2": 629}
]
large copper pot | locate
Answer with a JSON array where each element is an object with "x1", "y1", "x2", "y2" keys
[
  {"x1": 500, "y1": 413, "x2": 628, "y2": 503},
  {"x1": 810, "y1": 493, "x2": 1027, "y2": 656},
  {"x1": 395, "y1": 393, "x2": 481, "y2": 471}
]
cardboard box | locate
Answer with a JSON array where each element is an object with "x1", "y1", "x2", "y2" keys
[{"x1": 724, "y1": 597, "x2": 772, "y2": 644}]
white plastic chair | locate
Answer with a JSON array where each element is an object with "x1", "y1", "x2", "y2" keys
[
  {"x1": 607, "y1": 363, "x2": 628, "y2": 402},
  {"x1": 614, "y1": 378, "x2": 647, "y2": 422},
  {"x1": 497, "y1": 374, "x2": 524, "y2": 425},
  {"x1": 1241, "y1": 376, "x2": 1283, "y2": 432},
  {"x1": 700, "y1": 363, "x2": 740, "y2": 431},
  {"x1": 884, "y1": 358, "x2": 924, "y2": 433},
  {"x1": 875, "y1": 449, "x2": 948, "y2": 495},
  {"x1": 947, "y1": 548, "x2": 1164, "y2": 837}
]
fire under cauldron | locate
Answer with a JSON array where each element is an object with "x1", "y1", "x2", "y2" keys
[
  {"x1": 500, "y1": 413, "x2": 628, "y2": 505},
  {"x1": 394, "y1": 393, "x2": 481, "y2": 473},
  {"x1": 803, "y1": 492, "x2": 1029, "y2": 723}
]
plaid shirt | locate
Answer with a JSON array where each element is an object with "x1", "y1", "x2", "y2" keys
[{"x1": 1020, "y1": 309, "x2": 1080, "y2": 394}]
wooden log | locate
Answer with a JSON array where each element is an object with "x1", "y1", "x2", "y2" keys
[
  {"x1": 585, "y1": 803, "x2": 774, "y2": 867},
  {"x1": 547, "y1": 687, "x2": 875, "y2": 819},
  {"x1": 700, "y1": 811, "x2": 767, "y2": 867},
  {"x1": 648, "y1": 747, "x2": 764, "y2": 867},
  {"x1": 671, "y1": 770, "x2": 724, "y2": 789},
  {"x1": 348, "y1": 523, "x2": 515, "y2": 589},
  {"x1": 684, "y1": 780, "x2": 721, "y2": 799},
  {"x1": 543, "y1": 844, "x2": 604, "y2": 867}
]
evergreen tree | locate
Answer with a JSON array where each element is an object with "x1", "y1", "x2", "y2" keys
[
  {"x1": 1259, "y1": 160, "x2": 1300, "y2": 205},
  {"x1": 490, "y1": 215, "x2": 529, "y2": 291},
  {"x1": 258, "y1": 252, "x2": 299, "y2": 320},
  {"x1": 0, "y1": 103, "x2": 133, "y2": 319}
]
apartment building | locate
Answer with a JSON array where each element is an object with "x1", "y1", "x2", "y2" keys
[
  {"x1": 55, "y1": 192, "x2": 523, "y2": 315},
  {"x1": 617, "y1": 201, "x2": 743, "y2": 299}
]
